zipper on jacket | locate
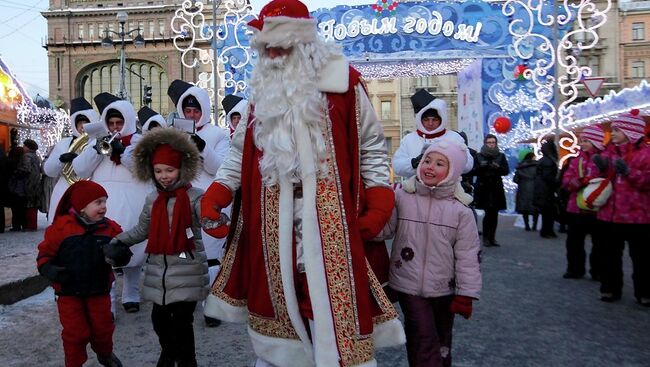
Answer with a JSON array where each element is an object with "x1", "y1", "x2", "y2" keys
[
  {"x1": 420, "y1": 191, "x2": 434, "y2": 293},
  {"x1": 161, "y1": 255, "x2": 168, "y2": 305}
]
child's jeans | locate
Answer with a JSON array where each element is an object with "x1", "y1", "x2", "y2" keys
[
  {"x1": 398, "y1": 293, "x2": 455, "y2": 367},
  {"x1": 57, "y1": 294, "x2": 114, "y2": 367}
]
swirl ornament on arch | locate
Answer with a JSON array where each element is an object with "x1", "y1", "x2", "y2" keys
[
  {"x1": 171, "y1": 0, "x2": 255, "y2": 120},
  {"x1": 502, "y1": 0, "x2": 612, "y2": 166}
]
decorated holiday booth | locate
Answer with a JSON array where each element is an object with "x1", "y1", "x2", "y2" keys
[
  {"x1": 0, "y1": 57, "x2": 30, "y2": 152},
  {"x1": 173, "y1": 0, "x2": 612, "y2": 209}
]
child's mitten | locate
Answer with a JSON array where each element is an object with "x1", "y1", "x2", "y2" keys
[
  {"x1": 103, "y1": 239, "x2": 133, "y2": 267},
  {"x1": 39, "y1": 262, "x2": 71, "y2": 283},
  {"x1": 450, "y1": 295, "x2": 473, "y2": 319}
]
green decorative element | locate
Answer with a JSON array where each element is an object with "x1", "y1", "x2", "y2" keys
[{"x1": 73, "y1": 59, "x2": 86, "y2": 68}]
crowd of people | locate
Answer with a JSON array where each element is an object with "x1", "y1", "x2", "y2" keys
[
  {"x1": 511, "y1": 117, "x2": 650, "y2": 306},
  {"x1": 0, "y1": 1, "x2": 646, "y2": 367}
]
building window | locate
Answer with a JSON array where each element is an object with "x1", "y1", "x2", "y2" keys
[
  {"x1": 78, "y1": 24, "x2": 84, "y2": 39},
  {"x1": 632, "y1": 22, "x2": 645, "y2": 41},
  {"x1": 385, "y1": 137, "x2": 392, "y2": 155},
  {"x1": 149, "y1": 21, "x2": 155, "y2": 37},
  {"x1": 89, "y1": 24, "x2": 95, "y2": 40},
  {"x1": 589, "y1": 56, "x2": 599, "y2": 76},
  {"x1": 381, "y1": 101, "x2": 392, "y2": 120},
  {"x1": 99, "y1": 23, "x2": 105, "y2": 37},
  {"x1": 79, "y1": 61, "x2": 169, "y2": 114},
  {"x1": 159, "y1": 20, "x2": 165, "y2": 35},
  {"x1": 632, "y1": 61, "x2": 645, "y2": 78}
]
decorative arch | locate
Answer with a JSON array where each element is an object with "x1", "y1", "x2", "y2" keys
[{"x1": 76, "y1": 60, "x2": 170, "y2": 115}]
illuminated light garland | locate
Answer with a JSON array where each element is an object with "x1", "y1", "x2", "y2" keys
[
  {"x1": 15, "y1": 101, "x2": 69, "y2": 159},
  {"x1": 487, "y1": 115, "x2": 534, "y2": 150},
  {"x1": 492, "y1": 89, "x2": 545, "y2": 114},
  {"x1": 352, "y1": 59, "x2": 477, "y2": 80},
  {"x1": 502, "y1": 0, "x2": 612, "y2": 167},
  {"x1": 565, "y1": 79, "x2": 650, "y2": 128}
]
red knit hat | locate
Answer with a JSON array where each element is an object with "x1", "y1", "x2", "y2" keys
[
  {"x1": 152, "y1": 144, "x2": 182, "y2": 169},
  {"x1": 611, "y1": 112, "x2": 646, "y2": 143},
  {"x1": 580, "y1": 125, "x2": 605, "y2": 151},
  {"x1": 247, "y1": 0, "x2": 316, "y2": 48},
  {"x1": 56, "y1": 181, "x2": 108, "y2": 217}
]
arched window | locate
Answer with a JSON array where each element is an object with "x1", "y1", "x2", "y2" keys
[{"x1": 77, "y1": 60, "x2": 169, "y2": 116}]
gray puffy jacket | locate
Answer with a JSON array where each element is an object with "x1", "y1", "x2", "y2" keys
[{"x1": 116, "y1": 187, "x2": 209, "y2": 305}]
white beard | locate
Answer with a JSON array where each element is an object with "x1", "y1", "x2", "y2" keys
[{"x1": 250, "y1": 41, "x2": 342, "y2": 187}]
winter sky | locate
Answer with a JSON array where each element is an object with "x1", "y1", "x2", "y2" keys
[{"x1": 0, "y1": 0, "x2": 375, "y2": 99}]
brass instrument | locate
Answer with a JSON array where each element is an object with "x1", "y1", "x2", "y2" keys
[
  {"x1": 61, "y1": 133, "x2": 89, "y2": 185},
  {"x1": 97, "y1": 132, "x2": 121, "y2": 156}
]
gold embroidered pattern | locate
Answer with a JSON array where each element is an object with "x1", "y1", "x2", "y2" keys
[
  {"x1": 211, "y1": 196, "x2": 247, "y2": 307},
  {"x1": 366, "y1": 259, "x2": 399, "y2": 325},
  {"x1": 318, "y1": 112, "x2": 373, "y2": 366},
  {"x1": 252, "y1": 186, "x2": 299, "y2": 340}
]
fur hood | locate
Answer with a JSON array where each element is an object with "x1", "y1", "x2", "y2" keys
[{"x1": 132, "y1": 128, "x2": 200, "y2": 185}]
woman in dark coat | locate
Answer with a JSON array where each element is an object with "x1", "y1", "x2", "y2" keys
[
  {"x1": 18, "y1": 139, "x2": 43, "y2": 231},
  {"x1": 534, "y1": 141, "x2": 559, "y2": 238},
  {"x1": 514, "y1": 151, "x2": 539, "y2": 231},
  {"x1": 474, "y1": 134, "x2": 510, "y2": 246}
]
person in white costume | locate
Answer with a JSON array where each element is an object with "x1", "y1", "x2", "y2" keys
[
  {"x1": 167, "y1": 80, "x2": 231, "y2": 327},
  {"x1": 43, "y1": 97, "x2": 98, "y2": 224},
  {"x1": 392, "y1": 89, "x2": 474, "y2": 178},
  {"x1": 120, "y1": 106, "x2": 168, "y2": 172},
  {"x1": 221, "y1": 94, "x2": 248, "y2": 138},
  {"x1": 72, "y1": 92, "x2": 151, "y2": 315}
]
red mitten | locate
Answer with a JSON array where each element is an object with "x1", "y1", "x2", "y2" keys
[
  {"x1": 358, "y1": 186, "x2": 395, "y2": 241},
  {"x1": 200, "y1": 182, "x2": 234, "y2": 239},
  {"x1": 449, "y1": 295, "x2": 473, "y2": 319}
]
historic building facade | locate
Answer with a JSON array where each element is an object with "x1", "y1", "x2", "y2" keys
[
  {"x1": 619, "y1": 0, "x2": 650, "y2": 88},
  {"x1": 42, "y1": 0, "x2": 218, "y2": 116}
]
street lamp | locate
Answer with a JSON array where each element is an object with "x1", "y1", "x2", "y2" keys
[{"x1": 102, "y1": 11, "x2": 145, "y2": 100}]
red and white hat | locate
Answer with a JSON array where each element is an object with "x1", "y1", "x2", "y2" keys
[
  {"x1": 247, "y1": 0, "x2": 317, "y2": 48},
  {"x1": 580, "y1": 125, "x2": 605, "y2": 151},
  {"x1": 611, "y1": 111, "x2": 647, "y2": 143}
]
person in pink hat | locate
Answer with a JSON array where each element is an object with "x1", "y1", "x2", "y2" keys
[
  {"x1": 560, "y1": 125, "x2": 606, "y2": 280},
  {"x1": 378, "y1": 138, "x2": 481, "y2": 367},
  {"x1": 592, "y1": 112, "x2": 650, "y2": 305}
]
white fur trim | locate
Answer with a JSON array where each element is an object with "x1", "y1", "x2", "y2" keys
[
  {"x1": 372, "y1": 318, "x2": 406, "y2": 348},
  {"x1": 100, "y1": 100, "x2": 137, "y2": 136},
  {"x1": 294, "y1": 115, "x2": 340, "y2": 367},
  {"x1": 70, "y1": 109, "x2": 99, "y2": 137},
  {"x1": 142, "y1": 114, "x2": 168, "y2": 132},
  {"x1": 176, "y1": 85, "x2": 212, "y2": 127},
  {"x1": 203, "y1": 293, "x2": 248, "y2": 322},
  {"x1": 317, "y1": 56, "x2": 349, "y2": 93},
  {"x1": 355, "y1": 360, "x2": 378, "y2": 367},
  {"x1": 252, "y1": 16, "x2": 317, "y2": 48},
  {"x1": 415, "y1": 98, "x2": 448, "y2": 135},
  {"x1": 248, "y1": 327, "x2": 315, "y2": 367},
  {"x1": 226, "y1": 99, "x2": 248, "y2": 129},
  {"x1": 278, "y1": 175, "x2": 314, "y2": 353}
]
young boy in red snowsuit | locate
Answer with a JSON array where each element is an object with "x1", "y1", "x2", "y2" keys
[{"x1": 36, "y1": 180, "x2": 128, "y2": 367}]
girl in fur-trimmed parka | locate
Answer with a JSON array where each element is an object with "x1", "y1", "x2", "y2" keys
[
  {"x1": 378, "y1": 139, "x2": 481, "y2": 367},
  {"x1": 592, "y1": 112, "x2": 650, "y2": 305},
  {"x1": 104, "y1": 128, "x2": 209, "y2": 367}
]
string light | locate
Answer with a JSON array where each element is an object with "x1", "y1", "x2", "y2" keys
[
  {"x1": 352, "y1": 59, "x2": 477, "y2": 80},
  {"x1": 15, "y1": 101, "x2": 69, "y2": 159}
]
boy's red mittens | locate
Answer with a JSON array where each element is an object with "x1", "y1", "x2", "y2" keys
[
  {"x1": 201, "y1": 182, "x2": 233, "y2": 239},
  {"x1": 358, "y1": 186, "x2": 395, "y2": 241},
  {"x1": 450, "y1": 295, "x2": 473, "y2": 319}
]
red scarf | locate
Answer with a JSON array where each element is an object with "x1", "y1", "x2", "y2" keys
[
  {"x1": 416, "y1": 129, "x2": 446, "y2": 139},
  {"x1": 146, "y1": 184, "x2": 195, "y2": 255},
  {"x1": 110, "y1": 134, "x2": 132, "y2": 165}
]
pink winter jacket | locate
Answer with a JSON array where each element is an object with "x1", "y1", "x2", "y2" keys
[
  {"x1": 596, "y1": 142, "x2": 650, "y2": 224},
  {"x1": 378, "y1": 176, "x2": 482, "y2": 299},
  {"x1": 562, "y1": 150, "x2": 601, "y2": 215}
]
